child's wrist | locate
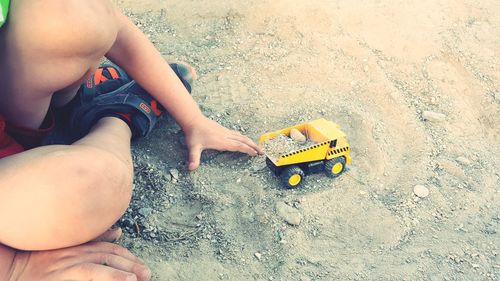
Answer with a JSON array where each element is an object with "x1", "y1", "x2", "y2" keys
[{"x1": 178, "y1": 112, "x2": 205, "y2": 133}]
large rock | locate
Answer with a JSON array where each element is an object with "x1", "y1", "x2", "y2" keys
[
  {"x1": 290, "y1": 128, "x2": 307, "y2": 143},
  {"x1": 275, "y1": 202, "x2": 302, "y2": 226}
]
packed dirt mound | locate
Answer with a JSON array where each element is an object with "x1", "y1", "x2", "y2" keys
[{"x1": 114, "y1": 0, "x2": 499, "y2": 280}]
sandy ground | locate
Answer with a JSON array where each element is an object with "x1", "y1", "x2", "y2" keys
[{"x1": 113, "y1": 0, "x2": 499, "y2": 280}]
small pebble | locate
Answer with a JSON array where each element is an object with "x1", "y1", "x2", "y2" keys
[
  {"x1": 290, "y1": 128, "x2": 307, "y2": 143},
  {"x1": 276, "y1": 201, "x2": 302, "y2": 226},
  {"x1": 437, "y1": 159, "x2": 466, "y2": 179},
  {"x1": 413, "y1": 185, "x2": 429, "y2": 198},
  {"x1": 138, "y1": 207, "x2": 153, "y2": 217},
  {"x1": 422, "y1": 111, "x2": 446, "y2": 122},
  {"x1": 456, "y1": 156, "x2": 472, "y2": 166},
  {"x1": 169, "y1": 169, "x2": 180, "y2": 180},
  {"x1": 254, "y1": 252, "x2": 262, "y2": 260}
]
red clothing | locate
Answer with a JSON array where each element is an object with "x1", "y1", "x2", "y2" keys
[
  {"x1": 0, "y1": 117, "x2": 24, "y2": 158},
  {"x1": 0, "y1": 113, "x2": 55, "y2": 159}
]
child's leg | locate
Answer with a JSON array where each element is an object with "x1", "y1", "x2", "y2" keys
[
  {"x1": 0, "y1": 0, "x2": 119, "y2": 129},
  {"x1": 0, "y1": 0, "x2": 131, "y2": 251},
  {"x1": 0, "y1": 117, "x2": 133, "y2": 251}
]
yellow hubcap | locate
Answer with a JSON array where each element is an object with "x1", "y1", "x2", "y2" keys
[
  {"x1": 332, "y1": 163, "x2": 343, "y2": 174},
  {"x1": 288, "y1": 174, "x2": 302, "y2": 186}
]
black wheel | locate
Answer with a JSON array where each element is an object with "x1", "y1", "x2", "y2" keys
[
  {"x1": 280, "y1": 166, "x2": 305, "y2": 189},
  {"x1": 324, "y1": 157, "x2": 346, "y2": 178}
]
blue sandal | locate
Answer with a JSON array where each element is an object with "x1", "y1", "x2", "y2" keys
[{"x1": 67, "y1": 61, "x2": 196, "y2": 141}]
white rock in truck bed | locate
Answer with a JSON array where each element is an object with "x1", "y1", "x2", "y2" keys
[{"x1": 290, "y1": 128, "x2": 307, "y2": 143}]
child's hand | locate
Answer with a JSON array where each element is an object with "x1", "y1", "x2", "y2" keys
[
  {"x1": 183, "y1": 116, "x2": 262, "y2": 170},
  {"x1": 7, "y1": 228, "x2": 150, "y2": 281}
]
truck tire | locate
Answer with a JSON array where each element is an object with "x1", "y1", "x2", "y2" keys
[
  {"x1": 281, "y1": 166, "x2": 305, "y2": 189},
  {"x1": 324, "y1": 156, "x2": 346, "y2": 178}
]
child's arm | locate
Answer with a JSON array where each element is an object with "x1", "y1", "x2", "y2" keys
[{"x1": 106, "y1": 10, "x2": 261, "y2": 170}]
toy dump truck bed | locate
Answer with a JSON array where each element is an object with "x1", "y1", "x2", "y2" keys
[{"x1": 259, "y1": 119, "x2": 350, "y2": 167}]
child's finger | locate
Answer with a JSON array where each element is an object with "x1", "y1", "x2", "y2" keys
[
  {"x1": 188, "y1": 145, "x2": 203, "y2": 171},
  {"x1": 79, "y1": 242, "x2": 144, "y2": 265},
  {"x1": 78, "y1": 253, "x2": 151, "y2": 281},
  {"x1": 64, "y1": 263, "x2": 138, "y2": 281},
  {"x1": 229, "y1": 131, "x2": 262, "y2": 154},
  {"x1": 228, "y1": 135, "x2": 261, "y2": 155},
  {"x1": 225, "y1": 139, "x2": 259, "y2": 156}
]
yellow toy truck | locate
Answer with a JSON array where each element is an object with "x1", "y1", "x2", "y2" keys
[{"x1": 259, "y1": 119, "x2": 351, "y2": 188}]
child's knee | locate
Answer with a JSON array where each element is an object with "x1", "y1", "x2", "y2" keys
[
  {"x1": 72, "y1": 146, "x2": 134, "y2": 220},
  {"x1": 0, "y1": 146, "x2": 133, "y2": 251}
]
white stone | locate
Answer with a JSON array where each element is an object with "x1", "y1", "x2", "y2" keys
[
  {"x1": 289, "y1": 128, "x2": 307, "y2": 143},
  {"x1": 456, "y1": 156, "x2": 472, "y2": 166},
  {"x1": 138, "y1": 207, "x2": 153, "y2": 217},
  {"x1": 422, "y1": 111, "x2": 446, "y2": 122},
  {"x1": 169, "y1": 169, "x2": 180, "y2": 180},
  {"x1": 254, "y1": 252, "x2": 262, "y2": 260},
  {"x1": 413, "y1": 185, "x2": 430, "y2": 198}
]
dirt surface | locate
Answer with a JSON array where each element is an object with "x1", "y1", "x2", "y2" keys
[{"x1": 114, "y1": 0, "x2": 499, "y2": 280}]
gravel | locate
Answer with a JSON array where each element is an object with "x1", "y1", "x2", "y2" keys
[
  {"x1": 263, "y1": 134, "x2": 315, "y2": 161},
  {"x1": 456, "y1": 156, "x2": 472, "y2": 166},
  {"x1": 275, "y1": 201, "x2": 302, "y2": 226}
]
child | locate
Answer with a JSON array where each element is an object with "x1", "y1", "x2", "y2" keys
[{"x1": 0, "y1": 0, "x2": 261, "y2": 280}]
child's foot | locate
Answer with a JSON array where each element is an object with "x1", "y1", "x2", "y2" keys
[
  {"x1": 91, "y1": 64, "x2": 131, "y2": 86},
  {"x1": 44, "y1": 61, "x2": 196, "y2": 144},
  {"x1": 67, "y1": 78, "x2": 163, "y2": 141},
  {"x1": 166, "y1": 60, "x2": 197, "y2": 94},
  {"x1": 92, "y1": 61, "x2": 196, "y2": 93}
]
